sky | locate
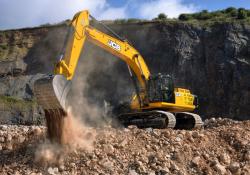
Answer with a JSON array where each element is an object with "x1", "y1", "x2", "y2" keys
[{"x1": 0, "y1": 0, "x2": 250, "y2": 30}]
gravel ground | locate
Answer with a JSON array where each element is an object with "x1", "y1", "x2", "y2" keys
[{"x1": 0, "y1": 118, "x2": 250, "y2": 175}]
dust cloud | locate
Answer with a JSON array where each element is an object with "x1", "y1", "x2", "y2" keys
[
  {"x1": 35, "y1": 28, "x2": 134, "y2": 166},
  {"x1": 60, "y1": 107, "x2": 96, "y2": 151},
  {"x1": 35, "y1": 45, "x2": 117, "y2": 166},
  {"x1": 35, "y1": 142, "x2": 64, "y2": 167},
  {"x1": 35, "y1": 107, "x2": 96, "y2": 166},
  {"x1": 68, "y1": 44, "x2": 130, "y2": 127}
]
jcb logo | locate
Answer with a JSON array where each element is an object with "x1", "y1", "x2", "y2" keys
[{"x1": 108, "y1": 40, "x2": 121, "y2": 51}]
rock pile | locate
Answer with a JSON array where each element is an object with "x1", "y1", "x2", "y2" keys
[
  {"x1": 0, "y1": 125, "x2": 45, "y2": 152},
  {"x1": 0, "y1": 118, "x2": 250, "y2": 175}
]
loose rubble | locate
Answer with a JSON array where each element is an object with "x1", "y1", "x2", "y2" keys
[{"x1": 0, "y1": 118, "x2": 250, "y2": 175}]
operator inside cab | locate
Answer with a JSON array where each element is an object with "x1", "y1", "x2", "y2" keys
[{"x1": 147, "y1": 73, "x2": 175, "y2": 103}]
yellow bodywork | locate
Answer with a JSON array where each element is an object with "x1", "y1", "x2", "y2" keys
[
  {"x1": 131, "y1": 88, "x2": 196, "y2": 112},
  {"x1": 54, "y1": 10, "x2": 197, "y2": 113}
]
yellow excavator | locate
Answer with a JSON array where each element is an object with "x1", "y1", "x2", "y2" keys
[{"x1": 34, "y1": 10, "x2": 203, "y2": 142}]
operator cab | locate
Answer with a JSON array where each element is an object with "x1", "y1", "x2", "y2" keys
[{"x1": 147, "y1": 73, "x2": 175, "y2": 103}]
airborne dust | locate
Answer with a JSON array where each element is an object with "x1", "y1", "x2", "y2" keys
[
  {"x1": 35, "y1": 43, "x2": 121, "y2": 165},
  {"x1": 35, "y1": 107, "x2": 97, "y2": 166},
  {"x1": 34, "y1": 24, "x2": 136, "y2": 165}
]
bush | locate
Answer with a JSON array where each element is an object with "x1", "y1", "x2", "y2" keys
[
  {"x1": 158, "y1": 13, "x2": 167, "y2": 20},
  {"x1": 127, "y1": 18, "x2": 141, "y2": 23},
  {"x1": 177, "y1": 8, "x2": 250, "y2": 23},
  {"x1": 225, "y1": 7, "x2": 238, "y2": 17},
  {"x1": 211, "y1": 11, "x2": 224, "y2": 18},
  {"x1": 196, "y1": 10, "x2": 212, "y2": 20},
  {"x1": 230, "y1": 10, "x2": 238, "y2": 17},
  {"x1": 238, "y1": 8, "x2": 248, "y2": 19},
  {"x1": 178, "y1": 14, "x2": 192, "y2": 21},
  {"x1": 114, "y1": 19, "x2": 127, "y2": 24},
  {"x1": 225, "y1": 7, "x2": 237, "y2": 13},
  {"x1": 39, "y1": 23, "x2": 51, "y2": 27},
  {"x1": 201, "y1": 10, "x2": 208, "y2": 13}
]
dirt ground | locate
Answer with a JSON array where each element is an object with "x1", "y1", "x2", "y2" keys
[{"x1": 0, "y1": 118, "x2": 250, "y2": 175}]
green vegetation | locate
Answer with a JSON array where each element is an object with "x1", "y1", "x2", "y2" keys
[
  {"x1": 178, "y1": 7, "x2": 250, "y2": 23},
  {"x1": 0, "y1": 44, "x2": 7, "y2": 50},
  {"x1": 112, "y1": 8, "x2": 250, "y2": 26},
  {"x1": 39, "y1": 23, "x2": 52, "y2": 27},
  {"x1": 0, "y1": 95, "x2": 36, "y2": 111},
  {"x1": 225, "y1": 7, "x2": 238, "y2": 17},
  {"x1": 127, "y1": 18, "x2": 142, "y2": 23},
  {"x1": 114, "y1": 19, "x2": 128, "y2": 24},
  {"x1": 237, "y1": 8, "x2": 248, "y2": 19},
  {"x1": 0, "y1": 95, "x2": 43, "y2": 125},
  {"x1": 152, "y1": 13, "x2": 169, "y2": 21},
  {"x1": 114, "y1": 18, "x2": 144, "y2": 24},
  {"x1": 157, "y1": 13, "x2": 168, "y2": 20},
  {"x1": 115, "y1": 7, "x2": 250, "y2": 26},
  {"x1": 179, "y1": 14, "x2": 192, "y2": 21}
]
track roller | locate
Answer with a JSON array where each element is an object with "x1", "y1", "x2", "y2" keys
[{"x1": 174, "y1": 112, "x2": 203, "y2": 130}]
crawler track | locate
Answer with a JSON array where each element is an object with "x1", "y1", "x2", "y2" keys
[
  {"x1": 118, "y1": 110, "x2": 176, "y2": 129},
  {"x1": 117, "y1": 110, "x2": 203, "y2": 130}
]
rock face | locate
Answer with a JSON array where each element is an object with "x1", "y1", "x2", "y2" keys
[
  {"x1": 0, "y1": 21, "x2": 250, "y2": 123},
  {"x1": 0, "y1": 25, "x2": 69, "y2": 124},
  {"x1": 106, "y1": 22, "x2": 250, "y2": 120},
  {"x1": 0, "y1": 118, "x2": 249, "y2": 174}
]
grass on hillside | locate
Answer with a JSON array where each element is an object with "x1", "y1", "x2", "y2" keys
[
  {"x1": 0, "y1": 95, "x2": 36, "y2": 111},
  {"x1": 114, "y1": 7, "x2": 250, "y2": 26}
]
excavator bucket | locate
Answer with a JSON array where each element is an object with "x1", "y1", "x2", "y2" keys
[{"x1": 34, "y1": 75, "x2": 71, "y2": 143}]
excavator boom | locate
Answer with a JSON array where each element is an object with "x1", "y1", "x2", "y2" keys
[{"x1": 55, "y1": 11, "x2": 150, "y2": 89}]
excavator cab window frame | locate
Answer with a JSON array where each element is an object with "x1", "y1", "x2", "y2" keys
[{"x1": 147, "y1": 73, "x2": 175, "y2": 103}]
